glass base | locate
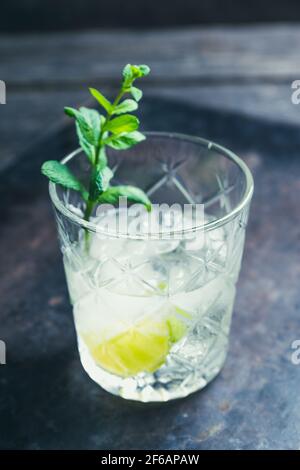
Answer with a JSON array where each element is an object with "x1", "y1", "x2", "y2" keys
[{"x1": 78, "y1": 337, "x2": 228, "y2": 402}]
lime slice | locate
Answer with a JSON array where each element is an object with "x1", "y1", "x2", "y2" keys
[
  {"x1": 82, "y1": 307, "x2": 190, "y2": 378},
  {"x1": 84, "y1": 319, "x2": 169, "y2": 377}
]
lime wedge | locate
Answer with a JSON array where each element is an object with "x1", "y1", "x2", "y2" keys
[
  {"x1": 83, "y1": 308, "x2": 190, "y2": 378},
  {"x1": 84, "y1": 319, "x2": 169, "y2": 377}
]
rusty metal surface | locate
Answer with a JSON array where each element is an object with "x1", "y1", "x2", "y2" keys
[{"x1": 0, "y1": 97, "x2": 299, "y2": 449}]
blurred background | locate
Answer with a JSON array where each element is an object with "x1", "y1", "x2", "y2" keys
[
  {"x1": 3, "y1": 0, "x2": 300, "y2": 31},
  {"x1": 1, "y1": 0, "x2": 300, "y2": 170}
]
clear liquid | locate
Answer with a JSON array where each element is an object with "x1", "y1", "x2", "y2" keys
[{"x1": 63, "y1": 211, "x2": 239, "y2": 401}]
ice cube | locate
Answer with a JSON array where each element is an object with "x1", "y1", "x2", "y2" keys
[
  {"x1": 171, "y1": 275, "x2": 227, "y2": 315},
  {"x1": 73, "y1": 286, "x2": 166, "y2": 341}
]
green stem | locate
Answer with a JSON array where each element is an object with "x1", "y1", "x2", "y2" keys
[
  {"x1": 84, "y1": 198, "x2": 94, "y2": 221},
  {"x1": 83, "y1": 198, "x2": 95, "y2": 252},
  {"x1": 95, "y1": 88, "x2": 125, "y2": 167},
  {"x1": 84, "y1": 86, "x2": 126, "y2": 247}
]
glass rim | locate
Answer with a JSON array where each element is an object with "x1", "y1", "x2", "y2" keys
[{"x1": 49, "y1": 131, "x2": 254, "y2": 239}]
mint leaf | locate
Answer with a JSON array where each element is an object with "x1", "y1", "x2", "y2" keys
[
  {"x1": 89, "y1": 88, "x2": 112, "y2": 114},
  {"x1": 89, "y1": 166, "x2": 113, "y2": 201},
  {"x1": 135, "y1": 65, "x2": 150, "y2": 77},
  {"x1": 41, "y1": 160, "x2": 85, "y2": 194},
  {"x1": 130, "y1": 86, "x2": 143, "y2": 102},
  {"x1": 113, "y1": 99, "x2": 138, "y2": 115},
  {"x1": 105, "y1": 131, "x2": 145, "y2": 150},
  {"x1": 122, "y1": 64, "x2": 151, "y2": 88},
  {"x1": 99, "y1": 166, "x2": 113, "y2": 191},
  {"x1": 122, "y1": 64, "x2": 134, "y2": 86},
  {"x1": 75, "y1": 122, "x2": 95, "y2": 164},
  {"x1": 78, "y1": 107, "x2": 101, "y2": 145},
  {"x1": 65, "y1": 106, "x2": 101, "y2": 146},
  {"x1": 97, "y1": 147, "x2": 108, "y2": 170},
  {"x1": 98, "y1": 185, "x2": 151, "y2": 211},
  {"x1": 106, "y1": 114, "x2": 139, "y2": 134},
  {"x1": 64, "y1": 106, "x2": 78, "y2": 119}
]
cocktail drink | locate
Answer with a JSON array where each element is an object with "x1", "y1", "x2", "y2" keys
[{"x1": 49, "y1": 133, "x2": 253, "y2": 401}]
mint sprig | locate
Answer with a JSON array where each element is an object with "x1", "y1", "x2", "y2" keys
[{"x1": 41, "y1": 64, "x2": 151, "y2": 231}]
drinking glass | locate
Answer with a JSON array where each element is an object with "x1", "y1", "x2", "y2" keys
[{"x1": 49, "y1": 132, "x2": 254, "y2": 402}]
